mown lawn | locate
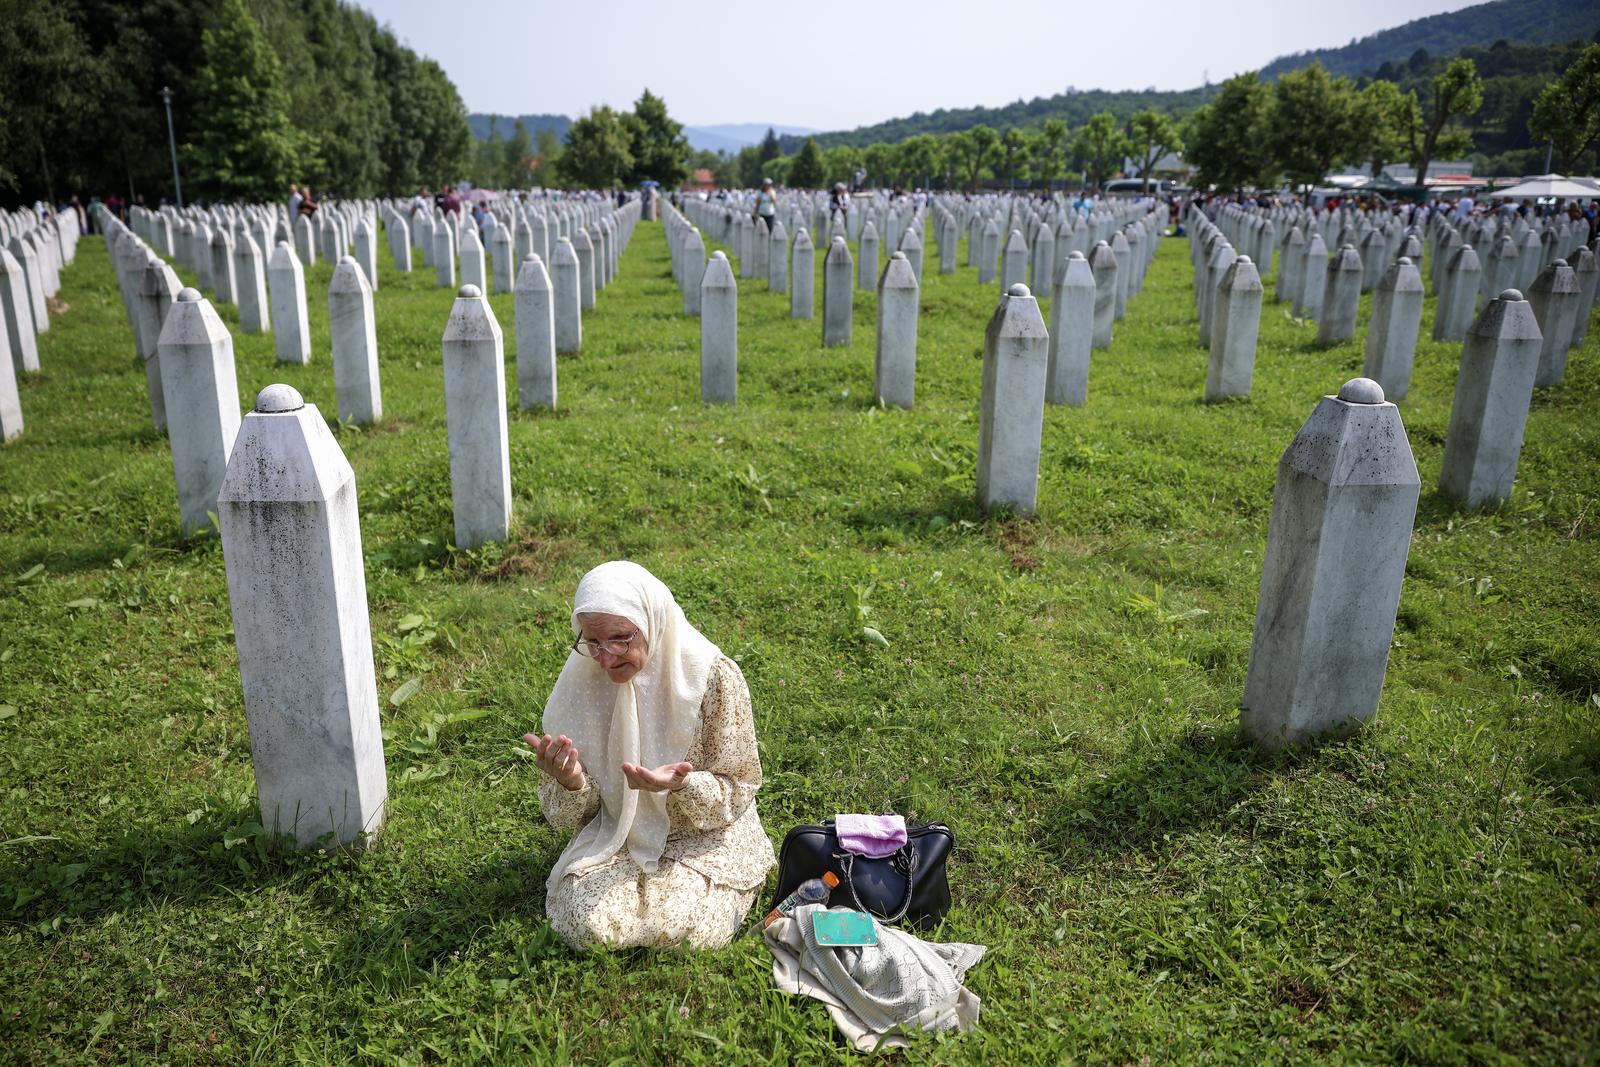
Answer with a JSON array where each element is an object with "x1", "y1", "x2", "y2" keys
[{"x1": 0, "y1": 210, "x2": 1596, "y2": 1064}]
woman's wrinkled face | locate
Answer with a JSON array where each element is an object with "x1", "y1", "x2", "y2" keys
[{"x1": 577, "y1": 612, "x2": 648, "y2": 684}]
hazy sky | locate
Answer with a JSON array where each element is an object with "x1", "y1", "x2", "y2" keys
[{"x1": 358, "y1": 0, "x2": 1483, "y2": 131}]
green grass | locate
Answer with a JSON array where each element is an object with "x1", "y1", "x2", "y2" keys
[{"x1": 1, "y1": 215, "x2": 1597, "y2": 1064}]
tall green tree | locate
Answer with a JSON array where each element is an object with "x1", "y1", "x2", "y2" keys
[
  {"x1": 757, "y1": 127, "x2": 782, "y2": 167},
  {"x1": 1408, "y1": 57, "x2": 1483, "y2": 182},
  {"x1": 996, "y1": 128, "x2": 1028, "y2": 187},
  {"x1": 862, "y1": 142, "x2": 894, "y2": 186},
  {"x1": 1071, "y1": 111, "x2": 1127, "y2": 191},
  {"x1": 788, "y1": 137, "x2": 826, "y2": 188},
  {"x1": 1269, "y1": 63, "x2": 1368, "y2": 191},
  {"x1": 1529, "y1": 44, "x2": 1600, "y2": 172},
  {"x1": 186, "y1": 0, "x2": 302, "y2": 201},
  {"x1": 1186, "y1": 72, "x2": 1277, "y2": 193},
  {"x1": 895, "y1": 133, "x2": 942, "y2": 189},
  {"x1": 950, "y1": 125, "x2": 999, "y2": 191},
  {"x1": 1125, "y1": 109, "x2": 1181, "y2": 193},
  {"x1": 0, "y1": 0, "x2": 103, "y2": 198},
  {"x1": 623, "y1": 88, "x2": 688, "y2": 186},
  {"x1": 560, "y1": 105, "x2": 633, "y2": 188},
  {"x1": 504, "y1": 119, "x2": 533, "y2": 187},
  {"x1": 1033, "y1": 119, "x2": 1069, "y2": 189},
  {"x1": 1360, "y1": 79, "x2": 1420, "y2": 178}
]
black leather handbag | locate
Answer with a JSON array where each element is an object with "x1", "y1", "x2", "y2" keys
[{"x1": 772, "y1": 820, "x2": 954, "y2": 931}]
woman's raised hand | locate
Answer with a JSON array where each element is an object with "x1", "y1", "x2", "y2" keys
[
  {"x1": 525, "y1": 733, "x2": 585, "y2": 791},
  {"x1": 620, "y1": 761, "x2": 693, "y2": 793}
]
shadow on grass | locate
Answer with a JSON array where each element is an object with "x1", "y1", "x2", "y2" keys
[
  {"x1": 15, "y1": 528, "x2": 220, "y2": 580},
  {"x1": 844, "y1": 485, "x2": 982, "y2": 540},
  {"x1": 328, "y1": 847, "x2": 571, "y2": 989},
  {"x1": 1038, "y1": 724, "x2": 1334, "y2": 866},
  {"x1": 0, "y1": 799, "x2": 331, "y2": 926}
]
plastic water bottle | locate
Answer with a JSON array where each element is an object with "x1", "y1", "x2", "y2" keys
[{"x1": 762, "y1": 871, "x2": 840, "y2": 929}]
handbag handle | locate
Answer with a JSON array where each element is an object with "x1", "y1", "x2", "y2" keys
[{"x1": 838, "y1": 843, "x2": 917, "y2": 924}]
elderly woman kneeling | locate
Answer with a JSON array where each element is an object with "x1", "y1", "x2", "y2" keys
[{"x1": 525, "y1": 561, "x2": 776, "y2": 950}]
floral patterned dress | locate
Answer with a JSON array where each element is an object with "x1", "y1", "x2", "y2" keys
[{"x1": 539, "y1": 655, "x2": 776, "y2": 950}]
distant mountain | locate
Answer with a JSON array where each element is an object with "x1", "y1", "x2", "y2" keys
[
  {"x1": 778, "y1": 88, "x2": 1218, "y2": 152},
  {"x1": 467, "y1": 113, "x2": 571, "y2": 141},
  {"x1": 778, "y1": 0, "x2": 1598, "y2": 152},
  {"x1": 684, "y1": 124, "x2": 817, "y2": 153},
  {"x1": 1257, "y1": 0, "x2": 1600, "y2": 80}
]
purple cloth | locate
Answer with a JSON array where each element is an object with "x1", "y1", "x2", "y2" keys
[{"x1": 835, "y1": 814, "x2": 908, "y2": 859}]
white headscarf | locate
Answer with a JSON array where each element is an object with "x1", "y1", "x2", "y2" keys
[{"x1": 542, "y1": 561, "x2": 720, "y2": 893}]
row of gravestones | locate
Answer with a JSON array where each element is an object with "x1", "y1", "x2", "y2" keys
[
  {"x1": 661, "y1": 192, "x2": 1166, "y2": 413},
  {"x1": 58, "y1": 189, "x2": 1577, "y2": 849},
  {"x1": 1190, "y1": 202, "x2": 1595, "y2": 404},
  {"x1": 0, "y1": 206, "x2": 81, "y2": 441},
  {"x1": 37, "y1": 199, "x2": 633, "y2": 847},
  {"x1": 106, "y1": 196, "x2": 638, "y2": 439},
  {"x1": 201, "y1": 207, "x2": 1474, "y2": 848}
]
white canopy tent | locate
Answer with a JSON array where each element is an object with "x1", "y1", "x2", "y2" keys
[{"x1": 1487, "y1": 174, "x2": 1600, "y2": 199}]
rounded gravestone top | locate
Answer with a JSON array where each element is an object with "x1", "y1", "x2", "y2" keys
[
  {"x1": 711, "y1": 250, "x2": 727, "y2": 260},
  {"x1": 1068, "y1": 250, "x2": 1086, "y2": 260},
  {"x1": 1341, "y1": 243, "x2": 1356, "y2": 250},
  {"x1": 1008, "y1": 283, "x2": 1031, "y2": 298},
  {"x1": 255, "y1": 383, "x2": 304, "y2": 413},
  {"x1": 1553, "y1": 258, "x2": 1569, "y2": 268},
  {"x1": 1237, "y1": 255, "x2": 1252, "y2": 264},
  {"x1": 891, "y1": 251, "x2": 907, "y2": 260},
  {"x1": 457, "y1": 284, "x2": 482, "y2": 299},
  {"x1": 1499, "y1": 288, "x2": 1525, "y2": 302},
  {"x1": 1398, "y1": 256, "x2": 1413, "y2": 266},
  {"x1": 1337, "y1": 377, "x2": 1385, "y2": 404},
  {"x1": 832, "y1": 235, "x2": 846, "y2": 243},
  {"x1": 340, "y1": 254, "x2": 356, "y2": 265},
  {"x1": 177, "y1": 287, "x2": 201, "y2": 303},
  {"x1": 1095, "y1": 239, "x2": 1109, "y2": 248}
]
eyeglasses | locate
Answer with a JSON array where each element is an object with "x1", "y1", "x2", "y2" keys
[{"x1": 572, "y1": 631, "x2": 639, "y2": 659}]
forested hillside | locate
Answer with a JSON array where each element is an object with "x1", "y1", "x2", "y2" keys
[
  {"x1": 1371, "y1": 37, "x2": 1596, "y2": 175},
  {"x1": 0, "y1": 0, "x2": 471, "y2": 204},
  {"x1": 1258, "y1": 0, "x2": 1600, "y2": 80},
  {"x1": 779, "y1": 87, "x2": 1218, "y2": 153},
  {"x1": 467, "y1": 113, "x2": 571, "y2": 141}
]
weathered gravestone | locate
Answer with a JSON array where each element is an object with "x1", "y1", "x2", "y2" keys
[
  {"x1": 1241, "y1": 377, "x2": 1419, "y2": 748},
  {"x1": 136, "y1": 254, "x2": 180, "y2": 429},
  {"x1": 976, "y1": 284, "x2": 1049, "y2": 515},
  {"x1": 874, "y1": 251, "x2": 920, "y2": 409},
  {"x1": 460, "y1": 224, "x2": 488, "y2": 295},
  {"x1": 1433, "y1": 244, "x2": 1482, "y2": 343},
  {"x1": 859, "y1": 220, "x2": 880, "y2": 292},
  {"x1": 354, "y1": 218, "x2": 380, "y2": 292},
  {"x1": 1362, "y1": 257, "x2": 1425, "y2": 403},
  {"x1": 700, "y1": 252, "x2": 738, "y2": 405},
  {"x1": 1205, "y1": 255, "x2": 1263, "y2": 402},
  {"x1": 1089, "y1": 240, "x2": 1118, "y2": 349},
  {"x1": 434, "y1": 223, "x2": 456, "y2": 289},
  {"x1": 551, "y1": 237, "x2": 582, "y2": 354},
  {"x1": 1438, "y1": 289, "x2": 1543, "y2": 507},
  {"x1": 442, "y1": 285, "x2": 511, "y2": 548},
  {"x1": 768, "y1": 220, "x2": 788, "y2": 293},
  {"x1": 0, "y1": 323, "x2": 20, "y2": 441},
  {"x1": 1000, "y1": 229, "x2": 1028, "y2": 297},
  {"x1": 1315, "y1": 244, "x2": 1362, "y2": 346},
  {"x1": 268, "y1": 242, "x2": 311, "y2": 365},
  {"x1": 823, "y1": 236, "x2": 853, "y2": 346},
  {"x1": 234, "y1": 234, "x2": 270, "y2": 335},
  {"x1": 157, "y1": 288, "x2": 241, "y2": 534},
  {"x1": 1528, "y1": 259, "x2": 1579, "y2": 387},
  {"x1": 791, "y1": 228, "x2": 815, "y2": 320},
  {"x1": 218, "y1": 383, "x2": 388, "y2": 848},
  {"x1": 1046, "y1": 250, "x2": 1094, "y2": 407},
  {"x1": 328, "y1": 257, "x2": 381, "y2": 425},
  {"x1": 0, "y1": 248, "x2": 39, "y2": 372},
  {"x1": 514, "y1": 254, "x2": 557, "y2": 411}
]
